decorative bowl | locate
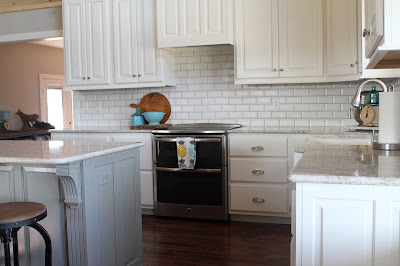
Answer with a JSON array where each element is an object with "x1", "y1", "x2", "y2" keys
[{"x1": 143, "y1": 112, "x2": 166, "y2": 125}]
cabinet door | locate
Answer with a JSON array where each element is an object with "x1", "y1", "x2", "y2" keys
[
  {"x1": 63, "y1": 0, "x2": 87, "y2": 86},
  {"x1": 180, "y1": 0, "x2": 202, "y2": 40},
  {"x1": 113, "y1": 0, "x2": 139, "y2": 83},
  {"x1": 278, "y1": 0, "x2": 323, "y2": 77},
  {"x1": 326, "y1": 0, "x2": 359, "y2": 76},
  {"x1": 85, "y1": 0, "x2": 111, "y2": 85},
  {"x1": 364, "y1": 0, "x2": 384, "y2": 58},
  {"x1": 157, "y1": 0, "x2": 232, "y2": 47},
  {"x1": 157, "y1": 0, "x2": 181, "y2": 47},
  {"x1": 235, "y1": 0, "x2": 279, "y2": 79},
  {"x1": 137, "y1": 0, "x2": 162, "y2": 83},
  {"x1": 202, "y1": 0, "x2": 232, "y2": 44}
]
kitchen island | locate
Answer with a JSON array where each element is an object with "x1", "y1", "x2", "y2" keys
[
  {"x1": 0, "y1": 140, "x2": 143, "y2": 266},
  {"x1": 289, "y1": 136, "x2": 400, "y2": 266}
]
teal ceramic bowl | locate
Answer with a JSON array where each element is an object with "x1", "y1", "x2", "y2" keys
[{"x1": 143, "y1": 112, "x2": 166, "y2": 125}]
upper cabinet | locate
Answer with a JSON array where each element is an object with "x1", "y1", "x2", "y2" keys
[
  {"x1": 63, "y1": 0, "x2": 175, "y2": 90},
  {"x1": 363, "y1": 0, "x2": 400, "y2": 69},
  {"x1": 277, "y1": 0, "x2": 323, "y2": 78},
  {"x1": 63, "y1": 0, "x2": 111, "y2": 86},
  {"x1": 363, "y1": 0, "x2": 384, "y2": 58},
  {"x1": 235, "y1": 0, "x2": 324, "y2": 84},
  {"x1": 156, "y1": 0, "x2": 233, "y2": 48},
  {"x1": 326, "y1": 0, "x2": 360, "y2": 76},
  {"x1": 235, "y1": 0, "x2": 361, "y2": 84}
]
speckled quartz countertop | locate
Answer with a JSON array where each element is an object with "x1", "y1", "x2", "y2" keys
[
  {"x1": 51, "y1": 128, "x2": 152, "y2": 133},
  {"x1": 53, "y1": 126, "x2": 373, "y2": 134},
  {"x1": 289, "y1": 136, "x2": 400, "y2": 186},
  {"x1": 0, "y1": 140, "x2": 143, "y2": 164}
]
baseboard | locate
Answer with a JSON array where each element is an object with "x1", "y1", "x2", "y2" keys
[
  {"x1": 142, "y1": 208, "x2": 155, "y2": 215},
  {"x1": 230, "y1": 214, "x2": 291, "y2": 224}
]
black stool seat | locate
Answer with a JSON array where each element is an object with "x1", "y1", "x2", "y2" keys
[{"x1": 0, "y1": 202, "x2": 51, "y2": 266}]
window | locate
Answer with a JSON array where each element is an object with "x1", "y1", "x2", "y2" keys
[{"x1": 39, "y1": 74, "x2": 73, "y2": 130}]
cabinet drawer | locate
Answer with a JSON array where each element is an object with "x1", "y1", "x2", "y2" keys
[
  {"x1": 229, "y1": 135, "x2": 288, "y2": 157},
  {"x1": 230, "y1": 184, "x2": 288, "y2": 213},
  {"x1": 230, "y1": 158, "x2": 288, "y2": 183}
]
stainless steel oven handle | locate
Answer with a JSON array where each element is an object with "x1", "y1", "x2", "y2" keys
[
  {"x1": 155, "y1": 138, "x2": 221, "y2": 143},
  {"x1": 155, "y1": 167, "x2": 221, "y2": 173}
]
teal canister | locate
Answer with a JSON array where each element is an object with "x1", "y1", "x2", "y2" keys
[
  {"x1": 368, "y1": 86, "x2": 379, "y2": 104},
  {"x1": 131, "y1": 107, "x2": 145, "y2": 126}
]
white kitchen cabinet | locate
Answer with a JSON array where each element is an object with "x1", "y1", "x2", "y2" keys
[
  {"x1": 63, "y1": 0, "x2": 175, "y2": 90},
  {"x1": 235, "y1": 0, "x2": 278, "y2": 79},
  {"x1": 363, "y1": 0, "x2": 400, "y2": 70},
  {"x1": 326, "y1": 0, "x2": 360, "y2": 77},
  {"x1": 364, "y1": 0, "x2": 384, "y2": 58},
  {"x1": 51, "y1": 132, "x2": 155, "y2": 210},
  {"x1": 228, "y1": 134, "x2": 291, "y2": 219},
  {"x1": 156, "y1": 0, "x2": 233, "y2": 48},
  {"x1": 295, "y1": 182, "x2": 400, "y2": 266},
  {"x1": 235, "y1": 0, "x2": 323, "y2": 84},
  {"x1": 278, "y1": 0, "x2": 323, "y2": 78},
  {"x1": 114, "y1": 0, "x2": 173, "y2": 84},
  {"x1": 63, "y1": 0, "x2": 111, "y2": 86}
]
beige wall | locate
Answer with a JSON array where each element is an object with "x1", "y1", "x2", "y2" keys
[{"x1": 0, "y1": 42, "x2": 64, "y2": 130}]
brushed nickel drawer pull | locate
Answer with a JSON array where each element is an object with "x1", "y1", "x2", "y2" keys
[
  {"x1": 252, "y1": 169, "x2": 264, "y2": 175},
  {"x1": 251, "y1": 146, "x2": 264, "y2": 151},
  {"x1": 252, "y1": 197, "x2": 265, "y2": 203}
]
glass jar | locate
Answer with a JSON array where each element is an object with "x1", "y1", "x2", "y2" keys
[{"x1": 368, "y1": 86, "x2": 379, "y2": 105}]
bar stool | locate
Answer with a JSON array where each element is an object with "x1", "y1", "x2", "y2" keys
[{"x1": 0, "y1": 202, "x2": 52, "y2": 266}]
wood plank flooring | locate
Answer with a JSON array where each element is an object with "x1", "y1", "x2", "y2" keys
[{"x1": 142, "y1": 215, "x2": 291, "y2": 266}]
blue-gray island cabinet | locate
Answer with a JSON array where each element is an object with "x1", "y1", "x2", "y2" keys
[{"x1": 0, "y1": 140, "x2": 144, "y2": 266}]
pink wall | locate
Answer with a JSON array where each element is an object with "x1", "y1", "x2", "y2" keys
[{"x1": 0, "y1": 42, "x2": 64, "y2": 130}]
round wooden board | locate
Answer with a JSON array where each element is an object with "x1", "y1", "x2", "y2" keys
[{"x1": 130, "y1": 93, "x2": 171, "y2": 124}]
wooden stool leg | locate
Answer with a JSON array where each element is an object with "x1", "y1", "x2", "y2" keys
[
  {"x1": 0, "y1": 229, "x2": 12, "y2": 266},
  {"x1": 28, "y1": 223, "x2": 52, "y2": 266},
  {"x1": 12, "y1": 227, "x2": 21, "y2": 266}
]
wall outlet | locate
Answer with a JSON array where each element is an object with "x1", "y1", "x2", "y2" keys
[{"x1": 272, "y1": 98, "x2": 280, "y2": 110}]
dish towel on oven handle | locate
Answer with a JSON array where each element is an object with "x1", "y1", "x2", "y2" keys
[{"x1": 176, "y1": 137, "x2": 196, "y2": 169}]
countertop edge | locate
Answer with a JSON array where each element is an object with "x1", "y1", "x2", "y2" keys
[{"x1": 0, "y1": 142, "x2": 144, "y2": 165}]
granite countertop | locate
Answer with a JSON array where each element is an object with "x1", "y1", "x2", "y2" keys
[
  {"x1": 51, "y1": 128, "x2": 152, "y2": 133},
  {"x1": 289, "y1": 137, "x2": 400, "y2": 186},
  {"x1": 53, "y1": 126, "x2": 375, "y2": 135},
  {"x1": 229, "y1": 125, "x2": 379, "y2": 134},
  {"x1": 0, "y1": 140, "x2": 144, "y2": 164}
]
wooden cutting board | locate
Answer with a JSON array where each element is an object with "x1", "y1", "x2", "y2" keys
[{"x1": 130, "y1": 93, "x2": 171, "y2": 124}]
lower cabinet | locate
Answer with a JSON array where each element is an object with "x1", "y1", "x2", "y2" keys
[
  {"x1": 51, "y1": 132, "x2": 155, "y2": 210},
  {"x1": 295, "y1": 183, "x2": 400, "y2": 266},
  {"x1": 229, "y1": 134, "x2": 295, "y2": 220}
]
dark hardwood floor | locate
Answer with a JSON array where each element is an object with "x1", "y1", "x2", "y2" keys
[{"x1": 142, "y1": 215, "x2": 291, "y2": 266}]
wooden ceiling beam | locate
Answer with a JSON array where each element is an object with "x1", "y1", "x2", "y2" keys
[{"x1": 0, "y1": 0, "x2": 61, "y2": 14}]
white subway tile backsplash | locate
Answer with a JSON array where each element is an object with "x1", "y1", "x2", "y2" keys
[{"x1": 73, "y1": 45, "x2": 373, "y2": 130}]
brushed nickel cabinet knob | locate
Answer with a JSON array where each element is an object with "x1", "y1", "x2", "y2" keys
[
  {"x1": 252, "y1": 169, "x2": 265, "y2": 175},
  {"x1": 280, "y1": 68, "x2": 284, "y2": 71},
  {"x1": 133, "y1": 74, "x2": 136, "y2": 77},
  {"x1": 252, "y1": 197, "x2": 265, "y2": 203},
  {"x1": 362, "y1": 29, "x2": 371, "y2": 37},
  {"x1": 251, "y1": 146, "x2": 264, "y2": 151},
  {"x1": 138, "y1": 74, "x2": 141, "y2": 77}
]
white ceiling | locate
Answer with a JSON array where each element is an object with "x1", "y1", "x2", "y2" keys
[{"x1": 30, "y1": 37, "x2": 64, "y2": 49}]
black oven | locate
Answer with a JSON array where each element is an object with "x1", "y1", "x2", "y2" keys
[{"x1": 152, "y1": 134, "x2": 228, "y2": 220}]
